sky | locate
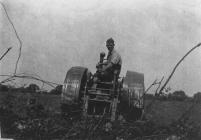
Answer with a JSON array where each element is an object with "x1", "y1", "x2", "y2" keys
[{"x1": 0, "y1": 0, "x2": 201, "y2": 95}]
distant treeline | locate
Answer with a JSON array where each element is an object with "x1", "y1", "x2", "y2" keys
[
  {"x1": 1, "y1": 83, "x2": 201, "y2": 102},
  {"x1": 0, "y1": 83, "x2": 62, "y2": 95},
  {"x1": 145, "y1": 90, "x2": 201, "y2": 102}
]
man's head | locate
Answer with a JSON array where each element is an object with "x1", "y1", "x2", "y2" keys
[{"x1": 106, "y1": 38, "x2": 115, "y2": 52}]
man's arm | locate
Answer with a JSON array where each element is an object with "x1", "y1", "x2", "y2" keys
[
  {"x1": 102, "y1": 62, "x2": 113, "y2": 71},
  {"x1": 102, "y1": 52, "x2": 121, "y2": 71}
]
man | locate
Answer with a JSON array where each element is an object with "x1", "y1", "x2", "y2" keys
[{"x1": 101, "y1": 38, "x2": 122, "y2": 81}]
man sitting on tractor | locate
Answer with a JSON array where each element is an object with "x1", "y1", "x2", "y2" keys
[{"x1": 95, "y1": 38, "x2": 122, "y2": 82}]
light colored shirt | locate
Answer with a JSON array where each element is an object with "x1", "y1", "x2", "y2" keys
[{"x1": 107, "y1": 49, "x2": 122, "y2": 66}]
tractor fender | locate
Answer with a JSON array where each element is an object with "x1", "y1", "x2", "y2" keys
[
  {"x1": 120, "y1": 70, "x2": 145, "y2": 120},
  {"x1": 61, "y1": 66, "x2": 90, "y2": 105}
]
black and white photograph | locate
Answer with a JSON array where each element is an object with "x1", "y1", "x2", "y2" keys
[{"x1": 0, "y1": 0, "x2": 201, "y2": 139}]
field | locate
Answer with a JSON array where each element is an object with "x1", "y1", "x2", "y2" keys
[{"x1": 0, "y1": 91, "x2": 201, "y2": 140}]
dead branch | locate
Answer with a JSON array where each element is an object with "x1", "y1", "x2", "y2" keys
[
  {"x1": 0, "y1": 2, "x2": 60, "y2": 89},
  {"x1": 155, "y1": 76, "x2": 164, "y2": 95},
  {"x1": 159, "y1": 42, "x2": 201, "y2": 94},
  {"x1": 143, "y1": 76, "x2": 164, "y2": 96},
  {"x1": 1, "y1": 77, "x2": 14, "y2": 83},
  {"x1": 0, "y1": 74, "x2": 60, "y2": 88},
  {"x1": 0, "y1": 2, "x2": 23, "y2": 74},
  {"x1": 0, "y1": 47, "x2": 12, "y2": 61},
  {"x1": 139, "y1": 77, "x2": 164, "y2": 103},
  {"x1": 144, "y1": 79, "x2": 157, "y2": 95},
  {"x1": 144, "y1": 77, "x2": 164, "y2": 112}
]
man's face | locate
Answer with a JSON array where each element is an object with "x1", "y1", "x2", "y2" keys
[{"x1": 106, "y1": 44, "x2": 114, "y2": 52}]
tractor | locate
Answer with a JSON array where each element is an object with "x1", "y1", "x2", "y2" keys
[{"x1": 61, "y1": 52, "x2": 145, "y2": 121}]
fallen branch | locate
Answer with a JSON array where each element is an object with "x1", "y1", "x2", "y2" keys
[
  {"x1": 63, "y1": 121, "x2": 80, "y2": 139},
  {"x1": 91, "y1": 112, "x2": 106, "y2": 134}
]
